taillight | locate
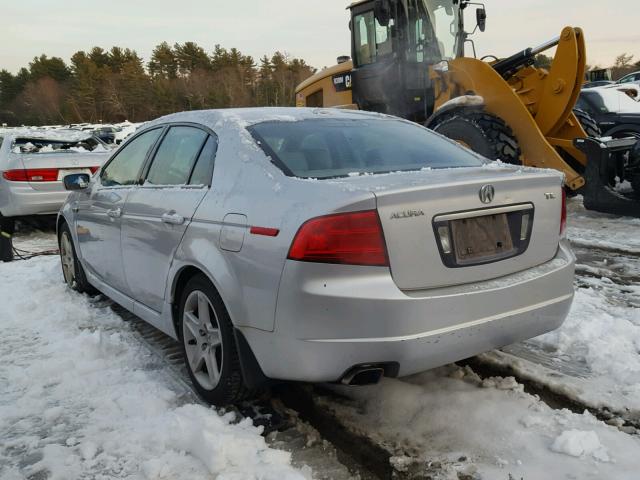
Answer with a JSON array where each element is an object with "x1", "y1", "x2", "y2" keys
[
  {"x1": 560, "y1": 189, "x2": 567, "y2": 236},
  {"x1": 3, "y1": 168, "x2": 59, "y2": 182},
  {"x1": 288, "y1": 210, "x2": 389, "y2": 267},
  {"x1": 2, "y1": 167, "x2": 99, "y2": 182}
]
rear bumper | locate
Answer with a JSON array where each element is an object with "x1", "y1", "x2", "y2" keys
[
  {"x1": 0, "y1": 181, "x2": 69, "y2": 217},
  {"x1": 241, "y1": 240, "x2": 575, "y2": 382}
]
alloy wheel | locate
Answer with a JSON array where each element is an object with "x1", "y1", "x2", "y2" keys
[
  {"x1": 182, "y1": 290, "x2": 224, "y2": 390},
  {"x1": 60, "y1": 232, "x2": 75, "y2": 286}
]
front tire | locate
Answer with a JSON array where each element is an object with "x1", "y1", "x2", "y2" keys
[
  {"x1": 431, "y1": 109, "x2": 522, "y2": 165},
  {"x1": 58, "y1": 222, "x2": 96, "y2": 294},
  {"x1": 178, "y1": 274, "x2": 248, "y2": 405}
]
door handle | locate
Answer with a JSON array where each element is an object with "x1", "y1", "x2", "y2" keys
[
  {"x1": 107, "y1": 207, "x2": 122, "y2": 218},
  {"x1": 161, "y1": 212, "x2": 185, "y2": 225}
]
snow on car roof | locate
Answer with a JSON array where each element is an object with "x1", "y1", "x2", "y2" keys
[
  {"x1": 0, "y1": 127, "x2": 96, "y2": 143},
  {"x1": 144, "y1": 107, "x2": 394, "y2": 132}
]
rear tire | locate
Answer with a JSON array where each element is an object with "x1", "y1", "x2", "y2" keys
[
  {"x1": 573, "y1": 109, "x2": 601, "y2": 138},
  {"x1": 178, "y1": 274, "x2": 250, "y2": 405},
  {"x1": 431, "y1": 109, "x2": 522, "y2": 165},
  {"x1": 58, "y1": 222, "x2": 96, "y2": 294}
]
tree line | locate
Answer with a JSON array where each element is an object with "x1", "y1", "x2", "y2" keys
[{"x1": 0, "y1": 42, "x2": 316, "y2": 126}]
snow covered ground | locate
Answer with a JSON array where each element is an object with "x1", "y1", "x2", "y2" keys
[
  {"x1": 321, "y1": 365, "x2": 640, "y2": 479},
  {"x1": 480, "y1": 197, "x2": 640, "y2": 421},
  {"x1": 0, "y1": 257, "x2": 308, "y2": 480},
  {"x1": 1, "y1": 195, "x2": 639, "y2": 479},
  {"x1": 566, "y1": 197, "x2": 640, "y2": 253}
]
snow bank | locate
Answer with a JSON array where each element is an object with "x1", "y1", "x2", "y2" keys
[
  {"x1": 531, "y1": 283, "x2": 640, "y2": 406},
  {"x1": 0, "y1": 257, "x2": 305, "y2": 480},
  {"x1": 551, "y1": 430, "x2": 610, "y2": 462},
  {"x1": 321, "y1": 366, "x2": 640, "y2": 479}
]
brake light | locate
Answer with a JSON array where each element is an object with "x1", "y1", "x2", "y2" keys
[
  {"x1": 3, "y1": 168, "x2": 59, "y2": 182},
  {"x1": 2, "y1": 167, "x2": 99, "y2": 182},
  {"x1": 288, "y1": 210, "x2": 389, "y2": 267},
  {"x1": 560, "y1": 189, "x2": 567, "y2": 236}
]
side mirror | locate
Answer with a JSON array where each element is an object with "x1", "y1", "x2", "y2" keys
[
  {"x1": 63, "y1": 173, "x2": 91, "y2": 191},
  {"x1": 476, "y1": 7, "x2": 487, "y2": 33}
]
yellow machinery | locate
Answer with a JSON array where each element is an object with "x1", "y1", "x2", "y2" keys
[{"x1": 296, "y1": 0, "x2": 639, "y2": 216}]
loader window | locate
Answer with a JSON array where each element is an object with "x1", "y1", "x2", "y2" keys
[
  {"x1": 353, "y1": 11, "x2": 394, "y2": 67},
  {"x1": 248, "y1": 118, "x2": 483, "y2": 179},
  {"x1": 424, "y1": 0, "x2": 460, "y2": 60}
]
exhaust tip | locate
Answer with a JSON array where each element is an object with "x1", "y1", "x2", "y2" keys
[{"x1": 341, "y1": 366, "x2": 384, "y2": 386}]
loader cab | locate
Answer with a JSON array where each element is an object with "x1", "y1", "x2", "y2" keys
[{"x1": 349, "y1": 0, "x2": 464, "y2": 122}]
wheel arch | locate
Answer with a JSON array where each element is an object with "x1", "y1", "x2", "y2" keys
[{"x1": 169, "y1": 263, "x2": 270, "y2": 390}]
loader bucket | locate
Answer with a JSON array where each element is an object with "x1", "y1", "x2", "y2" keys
[{"x1": 574, "y1": 137, "x2": 640, "y2": 218}]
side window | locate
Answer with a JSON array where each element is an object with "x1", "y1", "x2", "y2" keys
[
  {"x1": 189, "y1": 135, "x2": 218, "y2": 186},
  {"x1": 101, "y1": 128, "x2": 162, "y2": 187},
  {"x1": 146, "y1": 126, "x2": 208, "y2": 186},
  {"x1": 354, "y1": 12, "x2": 375, "y2": 66},
  {"x1": 353, "y1": 11, "x2": 394, "y2": 67}
]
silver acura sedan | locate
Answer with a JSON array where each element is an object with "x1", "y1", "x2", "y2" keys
[{"x1": 57, "y1": 108, "x2": 575, "y2": 405}]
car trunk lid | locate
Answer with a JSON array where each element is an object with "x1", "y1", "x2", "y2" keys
[
  {"x1": 17, "y1": 151, "x2": 109, "y2": 191},
  {"x1": 365, "y1": 167, "x2": 564, "y2": 290}
]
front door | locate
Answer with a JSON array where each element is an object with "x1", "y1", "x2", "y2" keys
[
  {"x1": 121, "y1": 125, "x2": 217, "y2": 313},
  {"x1": 76, "y1": 128, "x2": 163, "y2": 293}
]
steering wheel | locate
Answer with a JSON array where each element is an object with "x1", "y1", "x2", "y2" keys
[{"x1": 481, "y1": 55, "x2": 499, "y2": 62}]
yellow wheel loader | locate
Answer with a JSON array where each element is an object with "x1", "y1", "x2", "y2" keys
[{"x1": 295, "y1": 0, "x2": 640, "y2": 217}]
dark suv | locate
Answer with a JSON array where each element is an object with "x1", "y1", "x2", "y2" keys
[{"x1": 577, "y1": 87, "x2": 640, "y2": 138}]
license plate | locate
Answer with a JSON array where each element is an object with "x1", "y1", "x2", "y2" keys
[
  {"x1": 450, "y1": 213, "x2": 514, "y2": 263},
  {"x1": 57, "y1": 168, "x2": 92, "y2": 181}
]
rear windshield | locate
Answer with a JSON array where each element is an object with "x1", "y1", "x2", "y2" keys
[
  {"x1": 247, "y1": 118, "x2": 484, "y2": 179},
  {"x1": 12, "y1": 137, "x2": 107, "y2": 154}
]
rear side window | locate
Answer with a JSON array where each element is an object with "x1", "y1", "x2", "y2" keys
[
  {"x1": 146, "y1": 126, "x2": 208, "y2": 186},
  {"x1": 248, "y1": 118, "x2": 484, "y2": 179},
  {"x1": 189, "y1": 136, "x2": 218, "y2": 186},
  {"x1": 101, "y1": 128, "x2": 162, "y2": 186}
]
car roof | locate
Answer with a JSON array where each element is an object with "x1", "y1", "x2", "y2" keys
[
  {"x1": 144, "y1": 107, "x2": 397, "y2": 133},
  {"x1": 0, "y1": 128, "x2": 96, "y2": 143}
]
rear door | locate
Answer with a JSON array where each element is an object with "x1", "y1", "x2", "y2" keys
[
  {"x1": 76, "y1": 128, "x2": 163, "y2": 293},
  {"x1": 120, "y1": 125, "x2": 216, "y2": 312}
]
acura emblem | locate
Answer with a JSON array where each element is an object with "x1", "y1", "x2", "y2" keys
[{"x1": 479, "y1": 185, "x2": 495, "y2": 204}]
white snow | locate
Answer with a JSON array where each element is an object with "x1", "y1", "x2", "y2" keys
[
  {"x1": 436, "y1": 95, "x2": 484, "y2": 110},
  {"x1": 566, "y1": 196, "x2": 640, "y2": 253},
  {"x1": 322, "y1": 366, "x2": 640, "y2": 479},
  {"x1": 551, "y1": 430, "x2": 610, "y2": 462},
  {"x1": 0, "y1": 257, "x2": 306, "y2": 480}
]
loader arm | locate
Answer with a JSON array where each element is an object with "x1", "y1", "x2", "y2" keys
[{"x1": 434, "y1": 27, "x2": 588, "y2": 191}]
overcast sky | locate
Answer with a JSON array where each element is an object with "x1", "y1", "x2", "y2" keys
[{"x1": 1, "y1": 1, "x2": 638, "y2": 73}]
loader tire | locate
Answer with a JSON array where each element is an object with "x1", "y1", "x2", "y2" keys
[
  {"x1": 431, "y1": 110, "x2": 522, "y2": 165},
  {"x1": 573, "y1": 109, "x2": 601, "y2": 138}
]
